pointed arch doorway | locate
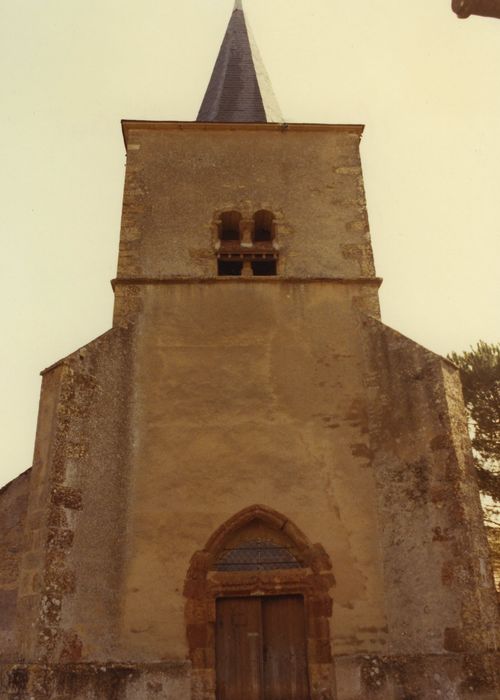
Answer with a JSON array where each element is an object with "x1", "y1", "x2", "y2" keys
[{"x1": 184, "y1": 505, "x2": 336, "y2": 700}]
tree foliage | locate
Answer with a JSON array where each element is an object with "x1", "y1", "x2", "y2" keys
[{"x1": 448, "y1": 341, "x2": 500, "y2": 505}]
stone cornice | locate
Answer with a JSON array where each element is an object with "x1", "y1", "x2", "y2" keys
[
  {"x1": 121, "y1": 120, "x2": 365, "y2": 149},
  {"x1": 111, "y1": 276, "x2": 383, "y2": 290}
]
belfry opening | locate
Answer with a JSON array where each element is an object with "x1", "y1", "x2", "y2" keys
[
  {"x1": 0, "y1": 1, "x2": 498, "y2": 699},
  {"x1": 216, "y1": 208, "x2": 278, "y2": 277}
]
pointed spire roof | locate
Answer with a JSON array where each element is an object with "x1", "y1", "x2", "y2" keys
[{"x1": 197, "y1": 1, "x2": 282, "y2": 123}]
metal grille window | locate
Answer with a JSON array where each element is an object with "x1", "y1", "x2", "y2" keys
[{"x1": 215, "y1": 538, "x2": 301, "y2": 572}]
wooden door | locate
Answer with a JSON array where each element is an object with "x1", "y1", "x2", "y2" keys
[
  {"x1": 215, "y1": 596, "x2": 310, "y2": 700},
  {"x1": 216, "y1": 597, "x2": 263, "y2": 700},
  {"x1": 262, "y1": 596, "x2": 310, "y2": 700}
]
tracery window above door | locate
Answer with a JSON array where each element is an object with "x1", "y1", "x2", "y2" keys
[{"x1": 215, "y1": 538, "x2": 301, "y2": 571}]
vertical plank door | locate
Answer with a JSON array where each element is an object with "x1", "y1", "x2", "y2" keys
[
  {"x1": 262, "y1": 596, "x2": 310, "y2": 700},
  {"x1": 216, "y1": 597, "x2": 264, "y2": 700}
]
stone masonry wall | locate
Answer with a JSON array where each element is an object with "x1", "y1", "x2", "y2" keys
[
  {"x1": 117, "y1": 281, "x2": 390, "y2": 665},
  {"x1": 0, "y1": 470, "x2": 30, "y2": 661},
  {"x1": 362, "y1": 316, "x2": 499, "y2": 657},
  {"x1": 0, "y1": 662, "x2": 190, "y2": 699},
  {"x1": 15, "y1": 326, "x2": 135, "y2": 664}
]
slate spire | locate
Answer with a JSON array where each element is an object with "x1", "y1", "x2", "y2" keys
[{"x1": 197, "y1": 0, "x2": 282, "y2": 123}]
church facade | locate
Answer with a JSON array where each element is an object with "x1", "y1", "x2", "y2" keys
[{"x1": 1, "y1": 3, "x2": 499, "y2": 698}]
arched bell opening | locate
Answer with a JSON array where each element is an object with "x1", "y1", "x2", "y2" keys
[
  {"x1": 219, "y1": 210, "x2": 242, "y2": 242},
  {"x1": 214, "y1": 209, "x2": 279, "y2": 277},
  {"x1": 184, "y1": 505, "x2": 336, "y2": 700},
  {"x1": 253, "y1": 209, "x2": 275, "y2": 243}
]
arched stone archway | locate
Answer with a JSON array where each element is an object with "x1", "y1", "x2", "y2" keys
[{"x1": 184, "y1": 505, "x2": 336, "y2": 700}]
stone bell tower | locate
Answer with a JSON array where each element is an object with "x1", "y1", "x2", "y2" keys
[{"x1": 1, "y1": 2, "x2": 499, "y2": 699}]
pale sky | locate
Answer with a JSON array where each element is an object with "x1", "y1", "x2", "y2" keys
[{"x1": 1, "y1": 0, "x2": 499, "y2": 488}]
